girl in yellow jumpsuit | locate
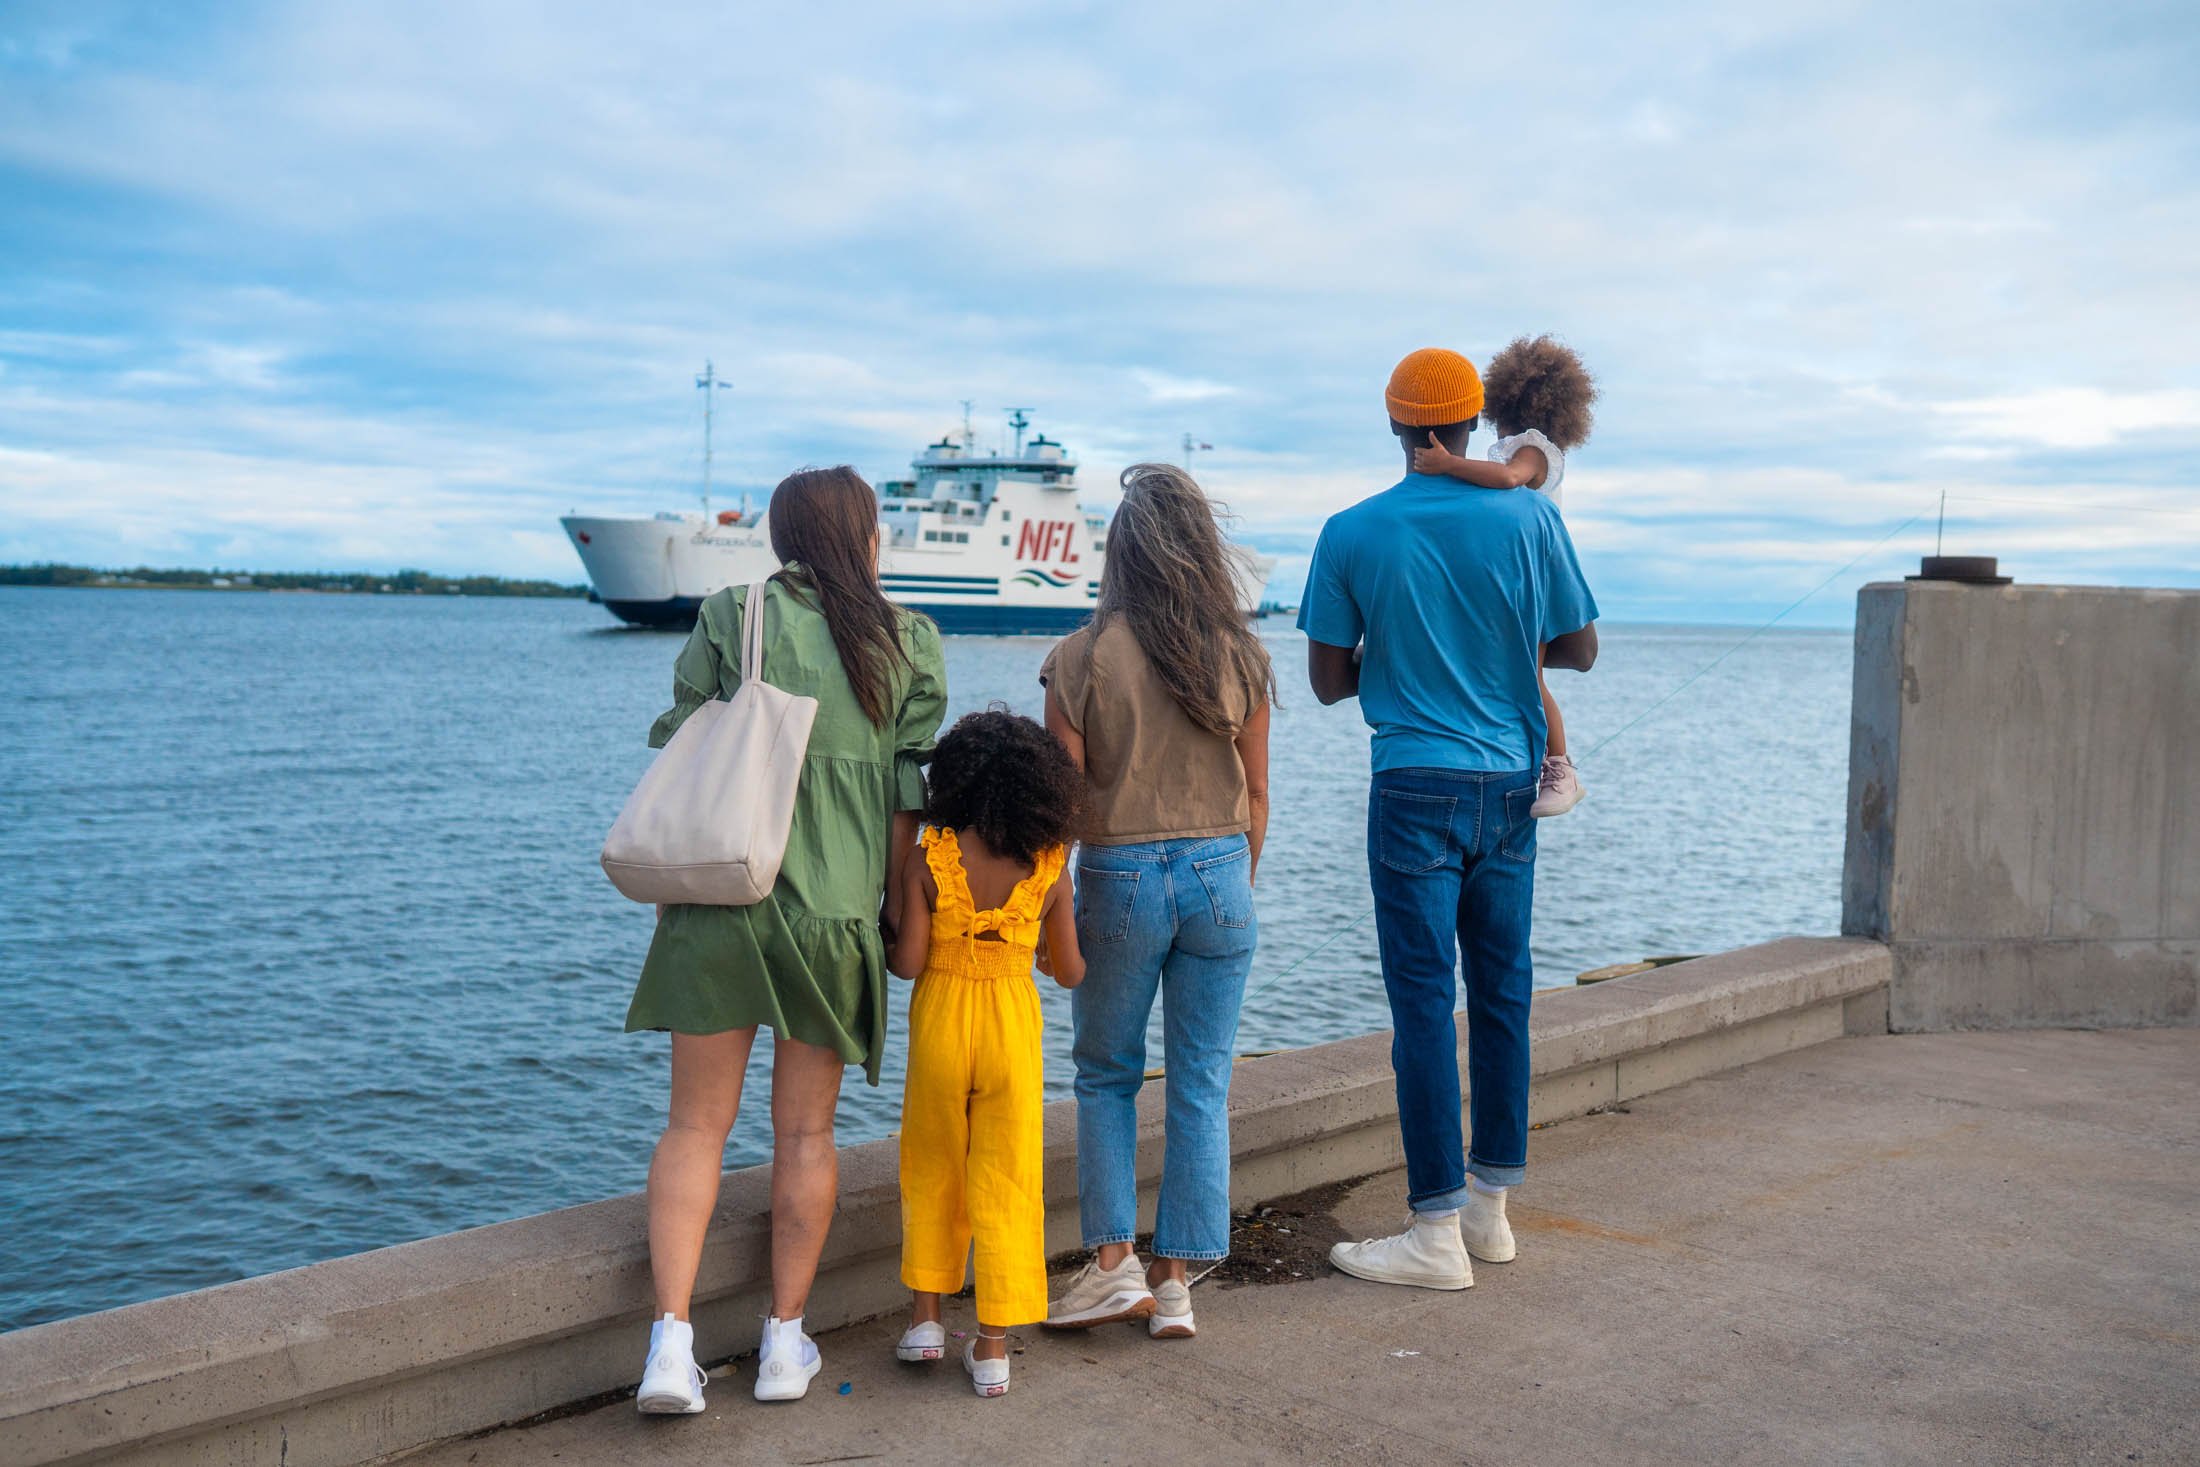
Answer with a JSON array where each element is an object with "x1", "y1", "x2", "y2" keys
[{"x1": 887, "y1": 710, "x2": 1085, "y2": 1397}]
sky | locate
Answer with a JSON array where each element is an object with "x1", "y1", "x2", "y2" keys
[{"x1": 2, "y1": 0, "x2": 2196, "y2": 623}]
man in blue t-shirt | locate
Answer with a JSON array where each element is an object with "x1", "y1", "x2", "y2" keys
[{"x1": 1298, "y1": 346, "x2": 1599, "y2": 1292}]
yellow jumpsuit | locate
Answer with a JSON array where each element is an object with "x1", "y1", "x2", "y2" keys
[{"x1": 898, "y1": 827, "x2": 1065, "y2": 1327}]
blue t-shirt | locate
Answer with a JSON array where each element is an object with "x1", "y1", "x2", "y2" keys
[{"x1": 1297, "y1": 473, "x2": 1598, "y2": 774}]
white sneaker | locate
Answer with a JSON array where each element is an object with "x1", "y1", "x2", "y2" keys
[
  {"x1": 963, "y1": 1336, "x2": 1011, "y2": 1398},
  {"x1": 1461, "y1": 1184, "x2": 1516, "y2": 1264},
  {"x1": 1044, "y1": 1253, "x2": 1156, "y2": 1328},
  {"x1": 753, "y1": 1314, "x2": 821, "y2": 1402},
  {"x1": 896, "y1": 1319, "x2": 946, "y2": 1362},
  {"x1": 1530, "y1": 755, "x2": 1583, "y2": 818},
  {"x1": 1148, "y1": 1277, "x2": 1195, "y2": 1339},
  {"x1": 1329, "y1": 1213, "x2": 1474, "y2": 1291},
  {"x1": 636, "y1": 1313, "x2": 707, "y2": 1415}
]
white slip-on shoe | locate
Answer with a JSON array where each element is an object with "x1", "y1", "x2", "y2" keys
[
  {"x1": 753, "y1": 1314, "x2": 821, "y2": 1402},
  {"x1": 1329, "y1": 1213, "x2": 1474, "y2": 1291},
  {"x1": 1461, "y1": 1184, "x2": 1517, "y2": 1264},
  {"x1": 1044, "y1": 1253, "x2": 1157, "y2": 1329},
  {"x1": 963, "y1": 1336, "x2": 1011, "y2": 1398},
  {"x1": 1530, "y1": 755, "x2": 1584, "y2": 818},
  {"x1": 1148, "y1": 1277, "x2": 1195, "y2": 1339},
  {"x1": 896, "y1": 1320, "x2": 947, "y2": 1363},
  {"x1": 636, "y1": 1313, "x2": 707, "y2": 1415}
]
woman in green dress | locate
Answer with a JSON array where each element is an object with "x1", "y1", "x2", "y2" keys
[{"x1": 629, "y1": 466, "x2": 947, "y2": 1415}]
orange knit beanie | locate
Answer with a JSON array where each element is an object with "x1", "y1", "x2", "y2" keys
[{"x1": 1385, "y1": 348, "x2": 1484, "y2": 426}]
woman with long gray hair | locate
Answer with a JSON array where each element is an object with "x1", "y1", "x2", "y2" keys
[{"x1": 1038, "y1": 462, "x2": 1273, "y2": 1341}]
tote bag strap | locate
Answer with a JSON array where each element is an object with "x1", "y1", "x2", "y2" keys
[{"x1": 739, "y1": 578, "x2": 772, "y2": 688}]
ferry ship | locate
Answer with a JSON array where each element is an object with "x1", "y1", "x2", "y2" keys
[{"x1": 562, "y1": 400, "x2": 1275, "y2": 634}]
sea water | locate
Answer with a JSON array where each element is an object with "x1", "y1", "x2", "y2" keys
[{"x1": 0, "y1": 586, "x2": 1849, "y2": 1328}]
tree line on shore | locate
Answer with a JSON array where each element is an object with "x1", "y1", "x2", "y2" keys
[{"x1": 0, "y1": 563, "x2": 588, "y2": 599}]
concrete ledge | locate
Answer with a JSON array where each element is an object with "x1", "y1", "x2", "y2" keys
[{"x1": 0, "y1": 936, "x2": 1889, "y2": 1467}]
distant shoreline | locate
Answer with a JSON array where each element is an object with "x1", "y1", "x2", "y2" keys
[{"x1": 0, "y1": 564, "x2": 588, "y2": 600}]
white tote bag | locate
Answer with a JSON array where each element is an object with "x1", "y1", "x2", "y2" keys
[{"x1": 601, "y1": 579, "x2": 819, "y2": 905}]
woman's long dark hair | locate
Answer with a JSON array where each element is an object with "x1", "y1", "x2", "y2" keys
[
  {"x1": 1093, "y1": 463, "x2": 1275, "y2": 735},
  {"x1": 768, "y1": 466, "x2": 910, "y2": 726}
]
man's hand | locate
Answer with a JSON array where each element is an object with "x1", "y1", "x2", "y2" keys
[{"x1": 1411, "y1": 430, "x2": 1469, "y2": 478}]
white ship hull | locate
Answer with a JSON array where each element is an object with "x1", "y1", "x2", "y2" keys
[
  {"x1": 564, "y1": 512, "x2": 1275, "y2": 632},
  {"x1": 566, "y1": 467, "x2": 1275, "y2": 633}
]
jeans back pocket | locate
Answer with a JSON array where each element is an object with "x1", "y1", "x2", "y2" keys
[
  {"x1": 1074, "y1": 866, "x2": 1141, "y2": 946},
  {"x1": 1377, "y1": 789, "x2": 1458, "y2": 874},
  {"x1": 1498, "y1": 784, "x2": 1538, "y2": 863},
  {"x1": 1190, "y1": 845, "x2": 1254, "y2": 930}
]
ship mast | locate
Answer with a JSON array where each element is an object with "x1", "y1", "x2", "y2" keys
[
  {"x1": 696, "y1": 360, "x2": 731, "y2": 522},
  {"x1": 1006, "y1": 408, "x2": 1031, "y2": 456}
]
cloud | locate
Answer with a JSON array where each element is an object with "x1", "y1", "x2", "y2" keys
[
  {"x1": 1930, "y1": 388, "x2": 2200, "y2": 450},
  {"x1": 1131, "y1": 370, "x2": 1238, "y2": 404}
]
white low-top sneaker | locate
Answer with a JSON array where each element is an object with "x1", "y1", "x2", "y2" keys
[
  {"x1": 753, "y1": 1314, "x2": 821, "y2": 1402},
  {"x1": 1530, "y1": 755, "x2": 1584, "y2": 818},
  {"x1": 1461, "y1": 1185, "x2": 1517, "y2": 1264},
  {"x1": 896, "y1": 1320, "x2": 947, "y2": 1362},
  {"x1": 963, "y1": 1336, "x2": 1011, "y2": 1398},
  {"x1": 1329, "y1": 1213, "x2": 1474, "y2": 1291},
  {"x1": 1044, "y1": 1253, "x2": 1156, "y2": 1328},
  {"x1": 1148, "y1": 1277, "x2": 1195, "y2": 1339},
  {"x1": 636, "y1": 1313, "x2": 707, "y2": 1415}
]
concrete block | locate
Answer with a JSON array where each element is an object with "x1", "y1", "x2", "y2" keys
[{"x1": 1845, "y1": 581, "x2": 2199, "y2": 1030}]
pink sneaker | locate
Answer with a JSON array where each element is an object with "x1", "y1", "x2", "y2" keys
[{"x1": 1530, "y1": 755, "x2": 1583, "y2": 818}]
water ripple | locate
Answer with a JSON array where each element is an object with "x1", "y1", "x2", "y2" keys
[{"x1": 0, "y1": 588, "x2": 1849, "y2": 1329}]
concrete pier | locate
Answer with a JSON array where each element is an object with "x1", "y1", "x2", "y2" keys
[
  {"x1": 0, "y1": 940, "x2": 1890, "y2": 1467},
  {"x1": 413, "y1": 1029, "x2": 2200, "y2": 1467}
]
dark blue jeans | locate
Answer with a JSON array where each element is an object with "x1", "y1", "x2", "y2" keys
[{"x1": 1367, "y1": 767, "x2": 1540, "y2": 1211}]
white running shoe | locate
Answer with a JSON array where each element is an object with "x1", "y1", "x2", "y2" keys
[
  {"x1": 896, "y1": 1319, "x2": 947, "y2": 1362},
  {"x1": 1044, "y1": 1252, "x2": 1157, "y2": 1329},
  {"x1": 963, "y1": 1336, "x2": 1011, "y2": 1398},
  {"x1": 1148, "y1": 1277, "x2": 1195, "y2": 1339},
  {"x1": 1329, "y1": 1213, "x2": 1474, "y2": 1291},
  {"x1": 1530, "y1": 755, "x2": 1583, "y2": 818},
  {"x1": 635, "y1": 1313, "x2": 707, "y2": 1415},
  {"x1": 1461, "y1": 1184, "x2": 1516, "y2": 1264},
  {"x1": 753, "y1": 1314, "x2": 821, "y2": 1402}
]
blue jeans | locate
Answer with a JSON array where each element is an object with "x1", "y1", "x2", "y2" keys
[
  {"x1": 1070, "y1": 835, "x2": 1257, "y2": 1261},
  {"x1": 1367, "y1": 767, "x2": 1540, "y2": 1211}
]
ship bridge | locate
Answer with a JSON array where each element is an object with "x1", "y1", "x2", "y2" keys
[{"x1": 880, "y1": 413, "x2": 1082, "y2": 552}]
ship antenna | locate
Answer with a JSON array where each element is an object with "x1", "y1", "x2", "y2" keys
[
  {"x1": 1181, "y1": 432, "x2": 1213, "y2": 470},
  {"x1": 696, "y1": 361, "x2": 732, "y2": 523},
  {"x1": 960, "y1": 399, "x2": 975, "y2": 450},
  {"x1": 1006, "y1": 407, "x2": 1031, "y2": 456}
]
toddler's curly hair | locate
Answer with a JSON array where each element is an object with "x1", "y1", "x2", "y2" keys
[
  {"x1": 1481, "y1": 335, "x2": 1597, "y2": 450},
  {"x1": 923, "y1": 708, "x2": 1087, "y2": 867}
]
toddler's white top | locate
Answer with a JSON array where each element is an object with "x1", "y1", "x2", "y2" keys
[{"x1": 1489, "y1": 429, "x2": 1564, "y2": 510}]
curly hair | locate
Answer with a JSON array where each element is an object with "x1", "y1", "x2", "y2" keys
[
  {"x1": 923, "y1": 708, "x2": 1087, "y2": 867},
  {"x1": 1480, "y1": 335, "x2": 1597, "y2": 450}
]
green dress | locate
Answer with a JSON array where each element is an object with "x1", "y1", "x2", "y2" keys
[{"x1": 624, "y1": 572, "x2": 947, "y2": 1083}]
